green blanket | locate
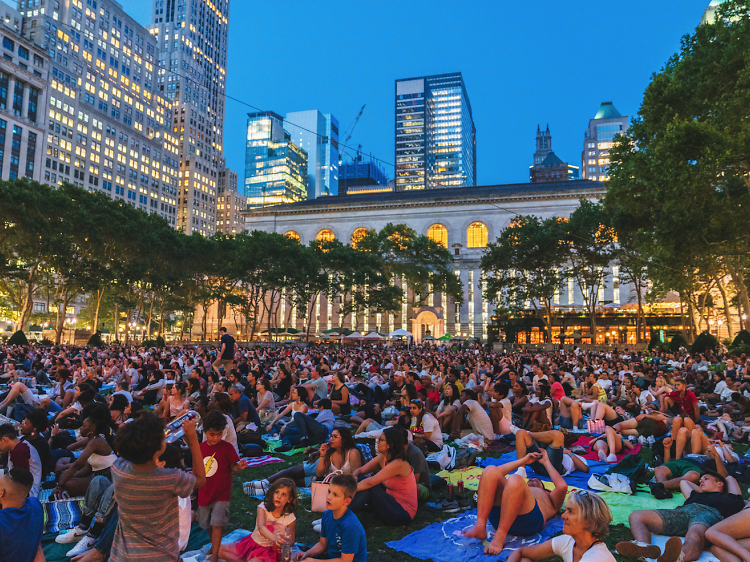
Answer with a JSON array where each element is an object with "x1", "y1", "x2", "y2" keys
[
  {"x1": 42, "y1": 522, "x2": 210, "y2": 562},
  {"x1": 598, "y1": 491, "x2": 684, "y2": 525}
]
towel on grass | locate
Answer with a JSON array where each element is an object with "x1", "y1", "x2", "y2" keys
[
  {"x1": 477, "y1": 453, "x2": 611, "y2": 490},
  {"x1": 652, "y1": 535, "x2": 719, "y2": 562},
  {"x1": 241, "y1": 454, "x2": 284, "y2": 468},
  {"x1": 572, "y1": 436, "x2": 642, "y2": 463},
  {"x1": 264, "y1": 439, "x2": 308, "y2": 456},
  {"x1": 436, "y1": 467, "x2": 484, "y2": 491},
  {"x1": 598, "y1": 491, "x2": 684, "y2": 525},
  {"x1": 387, "y1": 509, "x2": 563, "y2": 562}
]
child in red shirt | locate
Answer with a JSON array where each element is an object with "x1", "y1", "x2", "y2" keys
[{"x1": 199, "y1": 411, "x2": 248, "y2": 562}]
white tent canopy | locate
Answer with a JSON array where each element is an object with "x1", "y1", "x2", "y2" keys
[
  {"x1": 389, "y1": 328, "x2": 411, "y2": 337},
  {"x1": 343, "y1": 331, "x2": 363, "y2": 339},
  {"x1": 362, "y1": 332, "x2": 385, "y2": 340}
]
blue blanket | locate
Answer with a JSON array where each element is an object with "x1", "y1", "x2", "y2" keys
[
  {"x1": 478, "y1": 453, "x2": 610, "y2": 490},
  {"x1": 387, "y1": 509, "x2": 563, "y2": 562}
]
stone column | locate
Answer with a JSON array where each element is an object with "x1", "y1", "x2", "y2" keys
[
  {"x1": 21, "y1": 83, "x2": 29, "y2": 119},
  {"x1": 6, "y1": 76, "x2": 15, "y2": 111}
]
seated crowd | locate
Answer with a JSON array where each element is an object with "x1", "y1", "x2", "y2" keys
[{"x1": 1, "y1": 333, "x2": 750, "y2": 562}]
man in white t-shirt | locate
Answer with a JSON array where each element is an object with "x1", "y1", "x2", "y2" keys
[{"x1": 448, "y1": 389, "x2": 495, "y2": 442}]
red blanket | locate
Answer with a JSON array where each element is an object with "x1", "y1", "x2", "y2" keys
[{"x1": 573, "y1": 436, "x2": 641, "y2": 463}]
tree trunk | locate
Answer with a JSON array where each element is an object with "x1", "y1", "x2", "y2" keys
[
  {"x1": 201, "y1": 303, "x2": 209, "y2": 341},
  {"x1": 92, "y1": 288, "x2": 104, "y2": 334},
  {"x1": 18, "y1": 264, "x2": 38, "y2": 330},
  {"x1": 714, "y1": 273, "x2": 733, "y2": 340},
  {"x1": 146, "y1": 298, "x2": 154, "y2": 339},
  {"x1": 726, "y1": 257, "x2": 750, "y2": 332},
  {"x1": 54, "y1": 288, "x2": 71, "y2": 345}
]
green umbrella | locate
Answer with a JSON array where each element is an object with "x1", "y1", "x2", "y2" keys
[{"x1": 437, "y1": 334, "x2": 452, "y2": 341}]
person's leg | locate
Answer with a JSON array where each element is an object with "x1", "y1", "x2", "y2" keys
[
  {"x1": 514, "y1": 429, "x2": 533, "y2": 459},
  {"x1": 605, "y1": 426, "x2": 621, "y2": 455},
  {"x1": 79, "y1": 476, "x2": 111, "y2": 529},
  {"x1": 267, "y1": 464, "x2": 306, "y2": 486},
  {"x1": 682, "y1": 525, "x2": 708, "y2": 562},
  {"x1": 216, "y1": 543, "x2": 244, "y2": 562},
  {"x1": 675, "y1": 427, "x2": 690, "y2": 459},
  {"x1": 293, "y1": 412, "x2": 328, "y2": 445},
  {"x1": 672, "y1": 415, "x2": 684, "y2": 436},
  {"x1": 592, "y1": 401, "x2": 606, "y2": 421},
  {"x1": 90, "y1": 509, "x2": 119, "y2": 559},
  {"x1": 614, "y1": 418, "x2": 639, "y2": 435},
  {"x1": 0, "y1": 382, "x2": 27, "y2": 408},
  {"x1": 683, "y1": 417, "x2": 698, "y2": 432},
  {"x1": 209, "y1": 525, "x2": 223, "y2": 562},
  {"x1": 363, "y1": 483, "x2": 412, "y2": 525},
  {"x1": 462, "y1": 465, "x2": 506, "y2": 541},
  {"x1": 355, "y1": 418, "x2": 375, "y2": 435},
  {"x1": 705, "y1": 510, "x2": 750, "y2": 562},
  {"x1": 628, "y1": 509, "x2": 664, "y2": 544},
  {"x1": 489, "y1": 406, "x2": 502, "y2": 435},
  {"x1": 293, "y1": 412, "x2": 312, "y2": 441},
  {"x1": 449, "y1": 404, "x2": 468, "y2": 439},
  {"x1": 690, "y1": 428, "x2": 709, "y2": 455},
  {"x1": 485, "y1": 474, "x2": 537, "y2": 555},
  {"x1": 528, "y1": 430, "x2": 564, "y2": 448},
  {"x1": 439, "y1": 412, "x2": 454, "y2": 433},
  {"x1": 348, "y1": 487, "x2": 374, "y2": 514}
]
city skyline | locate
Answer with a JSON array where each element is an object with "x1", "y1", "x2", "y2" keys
[{"x1": 116, "y1": 1, "x2": 708, "y2": 186}]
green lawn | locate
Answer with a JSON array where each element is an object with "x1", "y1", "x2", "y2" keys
[{"x1": 226, "y1": 447, "x2": 658, "y2": 562}]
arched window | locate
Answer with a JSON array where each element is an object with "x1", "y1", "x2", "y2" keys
[
  {"x1": 317, "y1": 229, "x2": 335, "y2": 242},
  {"x1": 427, "y1": 224, "x2": 448, "y2": 248},
  {"x1": 467, "y1": 222, "x2": 488, "y2": 248},
  {"x1": 351, "y1": 227, "x2": 368, "y2": 248},
  {"x1": 284, "y1": 230, "x2": 300, "y2": 243}
]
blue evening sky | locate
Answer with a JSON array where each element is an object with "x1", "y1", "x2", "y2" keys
[{"x1": 121, "y1": 1, "x2": 711, "y2": 187}]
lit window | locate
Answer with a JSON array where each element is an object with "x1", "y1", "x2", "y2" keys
[
  {"x1": 427, "y1": 224, "x2": 448, "y2": 248},
  {"x1": 467, "y1": 222, "x2": 488, "y2": 248},
  {"x1": 351, "y1": 227, "x2": 368, "y2": 248},
  {"x1": 317, "y1": 229, "x2": 335, "y2": 242},
  {"x1": 284, "y1": 230, "x2": 300, "y2": 243}
]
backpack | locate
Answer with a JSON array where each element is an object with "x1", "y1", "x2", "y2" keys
[
  {"x1": 588, "y1": 473, "x2": 636, "y2": 494},
  {"x1": 453, "y1": 447, "x2": 479, "y2": 469},
  {"x1": 237, "y1": 428, "x2": 264, "y2": 447},
  {"x1": 606, "y1": 455, "x2": 649, "y2": 485}
]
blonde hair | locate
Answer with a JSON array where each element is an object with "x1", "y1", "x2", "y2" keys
[{"x1": 568, "y1": 491, "x2": 612, "y2": 539}]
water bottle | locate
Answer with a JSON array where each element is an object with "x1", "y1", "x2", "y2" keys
[
  {"x1": 280, "y1": 526, "x2": 292, "y2": 562},
  {"x1": 165, "y1": 411, "x2": 200, "y2": 443}
]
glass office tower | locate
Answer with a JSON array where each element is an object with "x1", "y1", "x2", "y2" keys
[
  {"x1": 284, "y1": 110, "x2": 339, "y2": 199},
  {"x1": 244, "y1": 112, "x2": 308, "y2": 207},
  {"x1": 395, "y1": 72, "x2": 476, "y2": 191}
]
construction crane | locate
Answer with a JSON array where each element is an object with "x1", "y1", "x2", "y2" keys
[{"x1": 338, "y1": 104, "x2": 365, "y2": 166}]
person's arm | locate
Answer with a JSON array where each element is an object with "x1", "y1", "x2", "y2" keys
[
  {"x1": 183, "y1": 420, "x2": 206, "y2": 489},
  {"x1": 506, "y1": 539, "x2": 555, "y2": 562},
  {"x1": 54, "y1": 438, "x2": 106, "y2": 496},
  {"x1": 569, "y1": 454, "x2": 589, "y2": 473},
  {"x1": 357, "y1": 459, "x2": 408, "y2": 491},
  {"x1": 353, "y1": 454, "x2": 384, "y2": 478},
  {"x1": 267, "y1": 403, "x2": 293, "y2": 431},
  {"x1": 539, "y1": 449, "x2": 568, "y2": 510},
  {"x1": 498, "y1": 453, "x2": 540, "y2": 478},
  {"x1": 33, "y1": 545, "x2": 46, "y2": 562}
]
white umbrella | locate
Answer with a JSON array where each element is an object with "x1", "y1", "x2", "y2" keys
[
  {"x1": 343, "y1": 331, "x2": 363, "y2": 339},
  {"x1": 362, "y1": 332, "x2": 385, "y2": 340},
  {"x1": 389, "y1": 328, "x2": 412, "y2": 337}
]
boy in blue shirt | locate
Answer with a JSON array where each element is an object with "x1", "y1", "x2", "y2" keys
[
  {"x1": 296, "y1": 474, "x2": 367, "y2": 562},
  {"x1": 0, "y1": 468, "x2": 43, "y2": 562}
]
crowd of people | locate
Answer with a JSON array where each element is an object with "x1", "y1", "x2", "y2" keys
[{"x1": 1, "y1": 328, "x2": 750, "y2": 562}]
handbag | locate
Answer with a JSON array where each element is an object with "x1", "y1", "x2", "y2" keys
[
  {"x1": 310, "y1": 470, "x2": 342, "y2": 513},
  {"x1": 42, "y1": 491, "x2": 86, "y2": 533}
]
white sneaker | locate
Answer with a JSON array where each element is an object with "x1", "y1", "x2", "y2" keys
[
  {"x1": 515, "y1": 466, "x2": 527, "y2": 478},
  {"x1": 606, "y1": 453, "x2": 618, "y2": 463},
  {"x1": 509, "y1": 424, "x2": 520, "y2": 435},
  {"x1": 598, "y1": 450, "x2": 607, "y2": 462},
  {"x1": 56, "y1": 526, "x2": 88, "y2": 544},
  {"x1": 66, "y1": 535, "x2": 97, "y2": 557},
  {"x1": 313, "y1": 523, "x2": 322, "y2": 534}
]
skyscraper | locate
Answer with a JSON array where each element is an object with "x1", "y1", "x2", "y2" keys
[
  {"x1": 395, "y1": 72, "x2": 476, "y2": 191},
  {"x1": 339, "y1": 155, "x2": 388, "y2": 194},
  {"x1": 244, "y1": 111, "x2": 308, "y2": 208},
  {"x1": 148, "y1": 0, "x2": 230, "y2": 235},
  {"x1": 21, "y1": 0, "x2": 180, "y2": 225},
  {"x1": 284, "y1": 110, "x2": 338, "y2": 199},
  {"x1": 582, "y1": 102, "x2": 628, "y2": 181},
  {"x1": 530, "y1": 125, "x2": 579, "y2": 183}
]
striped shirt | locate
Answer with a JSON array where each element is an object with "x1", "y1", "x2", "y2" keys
[{"x1": 110, "y1": 457, "x2": 195, "y2": 562}]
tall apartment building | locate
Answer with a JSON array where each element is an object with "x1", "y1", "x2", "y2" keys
[
  {"x1": 216, "y1": 165, "x2": 244, "y2": 233},
  {"x1": 339, "y1": 156, "x2": 388, "y2": 194},
  {"x1": 148, "y1": 0, "x2": 230, "y2": 235},
  {"x1": 284, "y1": 109, "x2": 338, "y2": 199},
  {"x1": 581, "y1": 102, "x2": 628, "y2": 181},
  {"x1": 244, "y1": 111, "x2": 308, "y2": 208},
  {"x1": 0, "y1": 1, "x2": 48, "y2": 181},
  {"x1": 20, "y1": 0, "x2": 180, "y2": 225},
  {"x1": 394, "y1": 72, "x2": 476, "y2": 191}
]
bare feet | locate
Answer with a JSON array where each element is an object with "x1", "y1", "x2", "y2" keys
[
  {"x1": 461, "y1": 522, "x2": 487, "y2": 542},
  {"x1": 485, "y1": 531, "x2": 507, "y2": 555}
]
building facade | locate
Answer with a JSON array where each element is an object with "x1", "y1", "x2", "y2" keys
[
  {"x1": 216, "y1": 165, "x2": 244, "y2": 233},
  {"x1": 232, "y1": 180, "x2": 655, "y2": 343},
  {"x1": 244, "y1": 111, "x2": 308, "y2": 207},
  {"x1": 284, "y1": 109, "x2": 338, "y2": 199},
  {"x1": 0, "y1": 2, "x2": 48, "y2": 182},
  {"x1": 582, "y1": 102, "x2": 628, "y2": 181},
  {"x1": 395, "y1": 72, "x2": 476, "y2": 191},
  {"x1": 530, "y1": 124, "x2": 579, "y2": 183},
  {"x1": 339, "y1": 157, "x2": 388, "y2": 194},
  {"x1": 19, "y1": 0, "x2": 180, "y2": 225},
  {"x1": 700, "y1": 0, "x2": 726, "y2": 25},
  {"x1": 148, "y1": 0, "x2": 230, "y2": 235}
]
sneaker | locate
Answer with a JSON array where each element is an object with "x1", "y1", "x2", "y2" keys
[
  {"x1": 66, "y1": 535, "x2": 97, "y2": 557},
  {"x1": 426, "y1": 497, "x2": 460, "y2": 513},
  {"x1": 455, "y1": 494, "x2": 470, "y2": 509},
  {"x1": 598, "y1": 450, "x2": 608, "y2": 462},
  {"x1": 243, "y1": 480, "x2": 269, "y2": 496},
  {"x1": 606, "y1": 453, "x2": 618, "y2": 463},
  {"x1": 657, "y1": 537, "x2": 683, "y2": 562},
  {"x1": 616, "y1": 540, "x2": 662, "y2": 560},
  {"x1": 649, "y1": 482, "x2": 673, "y2": 500},
  {"x1": 56, "y1": 526, "x2": 88, "y2": 544},
  {"x1": 514, "y1": 466, "x2": 528, "y2": 478},
  {"x1": 509, "y1": 424, "x2": 520, "y2": 435}
]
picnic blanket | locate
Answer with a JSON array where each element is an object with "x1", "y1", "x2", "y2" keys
[
  {"x1": 42, "y1": 522, "x2": 209, "y2": 562},
  {"x1": 241, "y1": 454, "x2": 285, "y2": 468},
  {"x1": 436, "y1": 467, "x2": 484, "y2": 491},
  {"x1": 387, "y1": 509, "x2": 564, "y2": 562},
  {"x1": 572, "y1": 436, "x2": 642, "y2": 463},
  {"x1": 652, "y1": 534, "x2": 719, "y2": 562},
  {"x1": 245, "y1": 486, "x2": 312, "y2": 500},
  {"x1": 597, "y1": 491, "x2": 684, "y2": 525},
  {"x1": 477, "y1": 452, "x2": 611, "y2": 490},
  {"x1": 263, "y1": 439, "x2": 307, "y2": 456}
]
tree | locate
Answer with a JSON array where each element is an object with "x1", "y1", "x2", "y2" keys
[
  {"x1": 480, "y1": 216, "x2": 567, "y2": 342},
  {"x1": 566, "y1": 200, "x2": 615, "y2": 336}
]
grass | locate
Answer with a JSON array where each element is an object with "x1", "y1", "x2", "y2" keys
[{"x1": 224, "y1": 447, "x2": 659, "y2": 562}]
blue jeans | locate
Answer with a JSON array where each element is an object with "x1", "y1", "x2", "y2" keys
[
  {"x1": 292, "y1": 412, "x2": 329, "y2": 445},
  {"x1": 349, "y1": 483, "x2": 412, "y2": 525},
  {"x1": 94, "y1": 509, "x2": 118, "y2": 555}
]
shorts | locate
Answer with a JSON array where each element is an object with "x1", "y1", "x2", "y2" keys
[
  {"x1": 489, "y1": 500, "x2": 545, "y2": 537},
  {"x1": 213, "y1": 358, "x2": 234, "y2": 372},
  {"x1": 559, "y1": 415, "x2": 573, "y2": 429},
  {"x1": 637, "y1": 418, "x2": 667, "y2": 438},
  {"x1": 528, "y1": 442, "x2": 564, "y2": 477},
  {"x1": 198, "y1": 501, "x2": 230, "y2": 529},
  {"x1": 663, "y1": 460, "x2": 702, "y2": 479},
  {"x1": 605, "y1": 414, "x2": 624, "y2": 427},
  {"x1": 654, "y1": 504, "x2": 723, "y2": 536}
]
